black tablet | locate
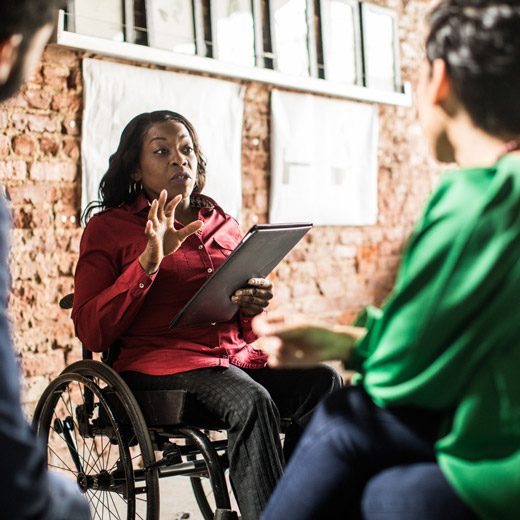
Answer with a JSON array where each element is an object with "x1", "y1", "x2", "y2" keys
[{"x1": 168, "y1": 222, "x2": 313, "y2": 329}]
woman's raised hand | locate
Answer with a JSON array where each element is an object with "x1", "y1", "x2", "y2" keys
[{"x1": 139, "y1": 190, "x2": 203, "y2": 274}]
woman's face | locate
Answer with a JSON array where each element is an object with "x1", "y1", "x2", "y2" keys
[{"x1": 134, "y1": 120, "x2": 198, "y2": 201}]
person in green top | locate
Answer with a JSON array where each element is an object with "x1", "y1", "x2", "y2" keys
[{"x1": 254, "y1": 1, "x2": 520, "y2": 519}]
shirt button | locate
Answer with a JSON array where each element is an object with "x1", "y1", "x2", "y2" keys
[
  {"x1": 198, "y1": 245, "x2": 203, "y2": 250},
  {"x1": 207, "y1": 268, "x2": 213, "y2": 273},
  {"x1": 139, "y1": 283, "x2": 145, "y2": 288}
]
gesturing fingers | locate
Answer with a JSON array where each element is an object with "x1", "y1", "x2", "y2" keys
[
  {"x1": 147, "y1": 199, "x2": 159, "y2": 231},
  {"x1": 177, "y1": 219, "x2": 204, "y2": 243},
  {"x1": 156, "y1": 189, "x2": 168, "y2": 221},
  {"x1": 164, "y1": 193, "x2": 182, "y2": 228}
]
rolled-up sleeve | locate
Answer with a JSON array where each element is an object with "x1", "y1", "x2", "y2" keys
[{"x1": 72, "y1": 215, "x2": 157, "y2": 352}]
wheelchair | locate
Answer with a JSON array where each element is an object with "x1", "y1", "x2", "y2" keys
[{"x1": 33, "y1": 294, "x2": 240, "y2": 520}]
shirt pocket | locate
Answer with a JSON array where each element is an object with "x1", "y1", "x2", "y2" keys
[{"x1": 212, "y1": 234, "x2": 237, "y2": 258}]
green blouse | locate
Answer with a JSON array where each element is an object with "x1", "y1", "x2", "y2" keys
[{"x1": 349, "y1": 154, "x2": 520, "y2": 519}]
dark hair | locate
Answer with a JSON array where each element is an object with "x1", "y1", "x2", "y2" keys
[
  {"x1": 0, "y1": 0, "x2": 64, "y2": 40},
  {"x1": 83, "y1": 110, "x2": 207, "y2": 223},
  {"x1": 425, "y1": 0, "x2": 520, "y2": 137}
]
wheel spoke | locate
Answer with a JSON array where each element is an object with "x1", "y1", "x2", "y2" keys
[{"x1": 35, "y1": 365, "x2": 159, "y2": 520}]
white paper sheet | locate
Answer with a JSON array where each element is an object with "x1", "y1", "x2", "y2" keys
[
  {"x1": 81, "y1": 59, "x2": 245, "y2": 220},
  {"x1": 270, "y1": 89, "x2": 378, "y2": 226}
]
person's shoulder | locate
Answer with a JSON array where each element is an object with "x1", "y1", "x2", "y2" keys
[
  {"x1": 83, "y1": 207, "x2": 126, "y2": 240},
  {"x1": 424, "y1": 165, "x2": 495, "y2": 226},
  {"x1": 496, "y1": 153, "x2": 520, "y2": 181}
]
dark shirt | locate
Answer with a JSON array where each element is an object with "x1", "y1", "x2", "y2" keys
[
  {"x1": 72, "y1": 193, "x2": 267, "y2": 375},
  {"x1": 0, "y1": 194, "x2": 50, "y2": 518}
]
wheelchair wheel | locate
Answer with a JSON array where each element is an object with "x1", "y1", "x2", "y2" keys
[{"x1": 34, "y1": 361, "x2": 159, "y2": 520}]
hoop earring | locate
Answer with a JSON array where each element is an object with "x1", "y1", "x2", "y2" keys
[{"x1": 129, "y1": 181, "x2": 141, "y2": 194}]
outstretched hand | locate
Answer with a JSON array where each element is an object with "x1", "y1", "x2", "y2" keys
[
  {"x1": 139, "y1": 190, "x2": 203, "y2": 274},
  {"x1": 252, "y1": 313, "x2": 365, "y2": 368}
]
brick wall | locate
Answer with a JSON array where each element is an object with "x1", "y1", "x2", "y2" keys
[{"x1": 0, "y1": 0, "x2": 444, "y2": 408}]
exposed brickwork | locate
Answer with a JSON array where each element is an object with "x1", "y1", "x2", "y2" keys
[{"x1": 0, "y1": 1, "x2": 444, "y2": 408}]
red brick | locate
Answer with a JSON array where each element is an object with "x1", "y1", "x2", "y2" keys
[
  {"x1": 52, "y1": 91, "x2": 81, "y2": 111},
  {"x1": 0, "y1": 134, "x2": 9, "y2": 156},
  {"x1": 21, "y1": 349, "x2": 65, "y2": 377},
  {"x1": 39, "y1": 136, "x2": 60, "y2": 156},
  {"x1": 12, "y1": 135, "x2": 35, "y2": 156},
  {"x1": 0, "y1": 110, "x2": 8, "y2": 129},
  {"x1": 12, "y1": 207, "x2": 52, "y2": 229},
  {"x1": 62, "y1": 138, "x2": 80, "y2": 159},
  {"x1": 11, "y1": 112, "x2": 60, "y2": 133},
  {"x1": 0, "y1": 160, "x2": 27, "y2": 180},
  {"x1": 30, "y1": 161, "x2": 77, "y2": 182},
  {"x1": 42, "y1": 46, "x2": 79, "y2": 68},
  {"x1": 6, "y1": 185, "x2": 57, "y2": 205},
  {"x1": 24, "y1": 89, "x2": 52, "y2": 109},
  {"x1": 42, "y1": 65, "x2": 69, "y2": 87}
]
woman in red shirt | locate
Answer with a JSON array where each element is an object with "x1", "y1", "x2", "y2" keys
[{"x1": 72, "y1": 110, "x2": 342, "y2": 520}]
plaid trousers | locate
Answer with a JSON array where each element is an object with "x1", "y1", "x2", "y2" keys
[{"x1": 122, "y1": 363, "x2": 342, "y2": 520}]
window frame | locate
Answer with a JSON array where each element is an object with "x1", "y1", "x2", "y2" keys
[
  {"x1": 269, "y1": 0, "x2": 318, "y2": 78},
  {"x1": 319, "y1": 0, "x2": 363, "y2": 85},
  {"x1": 53, "y1": 4, "x2": 411, "y2": 106},
  {"x1": 359, "y1": 1, "x2": 402, "y2": 92},
  {"x1": 210, "y1": 0, "x2": 264, "y2": 67}
]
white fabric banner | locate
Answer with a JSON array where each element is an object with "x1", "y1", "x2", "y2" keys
[
  {"x1": 81, "y1": 59, "x2": 245, "y2": 219},
  {"x1": 270, "y1": 89, "x2": 379, "y2": 225}
]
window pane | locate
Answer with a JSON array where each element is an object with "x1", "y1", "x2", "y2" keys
[
  {"x1": 214, "y1": 0, "x2": 255, "y2": 67},
  {"x1": 322, "y1": 0, "x2": 358, "y2": 84},
  {"x1": 74, "y1": 0, "x2": 125, "y2": 41},
  {"x1": 271, "y1": 0, "x2": 310, "y2": 76},
  {"x1": 147, "y1": 0, "x2": 196, "y2": 54},
  {"x1": 363, "y1": 9, "x2": 397, "y2": 90}
]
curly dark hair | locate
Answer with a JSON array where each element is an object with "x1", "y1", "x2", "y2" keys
[
  {"x1": 83, "y1": 110, "x2": 207, "y2": 223},
  {"x1": 426, "y1": 0, "x2": 520, "y2": 137}
]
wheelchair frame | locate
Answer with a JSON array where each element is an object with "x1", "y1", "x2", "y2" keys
[{"x1": 32, "y1": 296, "x2": 240, "y2": 520}]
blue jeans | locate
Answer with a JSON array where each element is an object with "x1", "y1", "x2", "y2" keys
[{"x1": 261, "y1": 385, "x2": 479, "y2": 520}]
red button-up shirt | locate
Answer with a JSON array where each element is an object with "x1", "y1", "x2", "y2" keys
[{"x1": 71, "y1": 193, "x2": 267, "y2": 375}]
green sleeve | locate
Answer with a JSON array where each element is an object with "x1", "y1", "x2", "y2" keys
[
  {"x1": 358, "y1": 161, "x2": 520, "y2": 408},
  {"x1": 344, "y1": 305, "x2": 382, "y2": 372}
]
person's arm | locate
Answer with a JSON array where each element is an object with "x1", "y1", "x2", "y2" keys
[
  {"x1": 0, "y1": 198, "x2": 57, "y2": 519},
  {"x1": 72, "y1": 214, "x2": 158, "y2": 352},
  {"x1": 73, "y1": 191, "x2": 202, "y2": 352},
  {"x1": 252, "y1": 311, "x2": 366, "y2": 367}
]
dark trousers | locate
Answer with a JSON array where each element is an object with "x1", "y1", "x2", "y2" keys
[
  {"x1": 121, "y1": 363, "x2": 342, "y2": 520},
  {"x1": 261, "y1": 385, "x2": 479, "y2": 520}
]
